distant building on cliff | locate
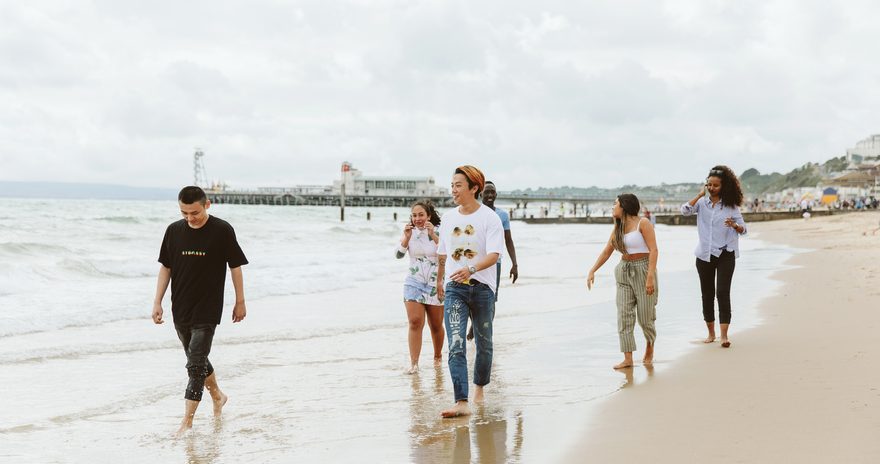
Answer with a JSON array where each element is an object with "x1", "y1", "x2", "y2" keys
[{"x1": 846, "y1": 134, "x2": 880, "y2": 163}]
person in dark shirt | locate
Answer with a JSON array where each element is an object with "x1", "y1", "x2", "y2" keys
[{"x1": 152, "y1": 186, "x2": 249, "y2": 436}]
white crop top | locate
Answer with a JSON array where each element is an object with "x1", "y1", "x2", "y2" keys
[{"x1": 623, "y1": 222, "x2": 650, "y2": 254}]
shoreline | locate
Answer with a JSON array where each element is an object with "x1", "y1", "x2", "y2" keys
[
  {"x1": 516, "y1": 208, "x2": 860, "y2": 225},
  {"x1": 566, "y1": 211, "x2": 880, "y2": 463}
]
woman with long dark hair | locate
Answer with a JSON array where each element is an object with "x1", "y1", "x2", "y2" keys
[
  {"x1": 396, "y1": 200, "x2": 445, "y2": 374},
  {"x1": 681, "y1": 165, "x2": 747, "y2": 348},
  {"x1": 587, "y1": 193, "x2": 659, "y2": 369}
]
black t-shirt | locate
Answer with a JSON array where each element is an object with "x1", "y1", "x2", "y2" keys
[{"x1": 158, "y1": 215, "x2": 248, "y2": 325}]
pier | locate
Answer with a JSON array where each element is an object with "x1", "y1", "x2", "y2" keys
[
  {"x1": 207, "y1": 191, "x2": 457, "y2": 207},
  {"x1": 199, "y1": 153, "x2": 693, "y2": 212},
  {"x1": 206, "y1": 190, "x2": 692, "y2": 209}
]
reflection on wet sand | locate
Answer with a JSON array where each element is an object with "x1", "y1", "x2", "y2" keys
[
  {"x1": 619, "y1": 363, "x2": 655, "y2": 389},
  {"x1": 183, "y1": 417, "x2": 223, "y2": 464},
  {"x1": 408, "y1": 365, "x2": 524, "y2": 463}
]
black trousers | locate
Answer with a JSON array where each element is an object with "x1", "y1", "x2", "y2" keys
[
  {"x1": 695, "y1": 251, "x2": 736, "y2": 324},
  {"x1": 175, "y1": 324, "x2": 216, "y2": 401}
]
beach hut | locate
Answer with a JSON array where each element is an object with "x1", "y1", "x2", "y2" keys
[{"x1": 821, "y1": 187, "x2": 838, "y2": 205}]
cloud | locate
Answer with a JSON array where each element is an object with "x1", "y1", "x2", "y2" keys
[{"x1": 1, "y1": 0, "x2": 879, "y2": 189}]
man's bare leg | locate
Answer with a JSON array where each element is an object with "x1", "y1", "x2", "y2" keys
[
  {"x1": 473, "y1": 384, "x2": 485, "y2": 403},
  {"x1": 720, "y1": 323, "x2": 731, "y2": 348},
  {"x1": 441, "y1": 400, "x2": 472, "y2": 418},
  {"x1": 177, "y1": 399, "x2": 200, "y2": 436},
  {"x1": 704, "y1": 322, "x2": 716, "y2": 343},
  {"x1": 204, "y1": 373, "x2": 228, "y2": 416}
]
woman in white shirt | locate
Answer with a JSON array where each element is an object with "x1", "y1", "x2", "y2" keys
[
  {"x1": 587, "y1": 193, "x2": 659, "y2": 369},
  {"x1": 396, "y1": 200, "x2": 445, "y2": 374},
  {"x1": 681, "y1": 165, "x2": 747, "y2": 348}
]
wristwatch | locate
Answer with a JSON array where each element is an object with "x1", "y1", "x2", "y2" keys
[{"x1": 468, "y1": 265, "x2": 477, "y2": 274}]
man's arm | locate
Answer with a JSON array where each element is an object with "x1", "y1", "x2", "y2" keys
[
  {"x1": 230, "y1": 266, "x2": 247, "y2": 323},
  {"x1": 152, "y1": 265, "x2": 171, "y2": 324},
  {"x1": 504, "y1": 230, "x2": 518, "y2": 283},
  {"x1": 449, "y1": 252, "x2": 500, "y2": 283}
]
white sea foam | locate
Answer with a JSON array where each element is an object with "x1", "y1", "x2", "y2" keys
[{"x1": 0, "y1": 199, "x2": 413, "y2": 336}]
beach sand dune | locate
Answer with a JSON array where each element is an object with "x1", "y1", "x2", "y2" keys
[{"x1": 567, "y1": 212, "x2": 880, "y2": 463}]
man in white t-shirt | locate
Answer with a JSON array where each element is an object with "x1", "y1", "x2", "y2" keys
[{"x1": 436, "y1": 165, "x2": 505, "y2": 418}]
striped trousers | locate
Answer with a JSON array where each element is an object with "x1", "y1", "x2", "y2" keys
[{"x1": 614, "y1": 258, "x2": 658, "y2": 353}]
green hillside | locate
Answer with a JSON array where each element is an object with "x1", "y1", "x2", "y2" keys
[
  {"x1": 512, "y1": 156, "x2": 849, "y2": 198},
  {"x1": 739, "y1": 156, "x2": 848, "y2": 194}
]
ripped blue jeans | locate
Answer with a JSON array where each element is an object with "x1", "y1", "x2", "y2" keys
[{"x1": 444, "y1": 280, "x2": 495, "y2": 402}]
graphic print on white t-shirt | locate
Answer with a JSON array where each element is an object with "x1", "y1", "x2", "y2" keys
[
  {"x1": 437, "y1": 205, "x2": 505, "y2": 293},
  {"x1": 450, "y1": 224, "x2": 477, "y2": 272}
]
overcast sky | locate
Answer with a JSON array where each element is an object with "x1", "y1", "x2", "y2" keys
[{"x1": 1, "y1": 1, "x2": 878, "y2": 190}]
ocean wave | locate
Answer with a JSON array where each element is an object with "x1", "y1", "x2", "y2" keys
[
  {"x1": 93, "y1": 216, "x2": 143, "y2": 224},
  {"x1": 326, "y1": 225, "x2": 358, "y2": 234},
  {"x1": 0, "y1": 322, "x2": 401, "y2": 365},
  {"x1": 325, "y1": 224, "x2": 399, "y2": 236},
  {"x1": 58, "y1": 258, "x2": 151, "y2": 279},
  {"x1": 0, "y1": 242, "x2": 72, "y2": 257}
]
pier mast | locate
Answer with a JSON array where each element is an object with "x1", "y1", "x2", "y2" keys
[{"x1": 193, "y1": 149, "x2": 208, "y2": 188}]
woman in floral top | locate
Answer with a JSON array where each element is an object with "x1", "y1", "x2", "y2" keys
[{"x1": 396, "y1": 200, "x2": 444, "y2": 374}]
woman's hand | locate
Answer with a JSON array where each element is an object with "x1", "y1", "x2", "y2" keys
[
  {"x1": 723, "y1": 217, "x2": 742, "y2": 233},
  {"x1": 424, "y1": 222, "x2": 438, "y2": 242},
  {"x1": 646, "y1": 273, "x2": 655, "y2": 295},
  {"x1": 437, "y1": 284, "x2": 445, "y2": 302},
  {"x1": 586, "y1": 271, "x2": 595, "y2": 290},
  {"x1": 403, "y1": 223, "x2": 414, "y2": 240}
]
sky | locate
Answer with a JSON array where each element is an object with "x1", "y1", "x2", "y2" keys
[{"x1": 1, "y1": 0, "x2": 878, "y2": 190}]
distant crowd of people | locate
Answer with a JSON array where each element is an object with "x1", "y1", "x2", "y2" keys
[{"x1": 511, "y1": 195, "x2": 880, "y2": 219}]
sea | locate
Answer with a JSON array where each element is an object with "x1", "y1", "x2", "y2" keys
[{"x1": 0, "y1": 198, "x2": 800, "y2": 463}]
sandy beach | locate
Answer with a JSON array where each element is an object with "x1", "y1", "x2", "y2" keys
[{"x1": 568, "y1": 211, "x2": 880, "y2": 463}]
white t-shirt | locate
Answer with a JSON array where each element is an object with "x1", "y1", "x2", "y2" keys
[{"x1": 437, "y1": 204, "x2": 505, "y2": 293}]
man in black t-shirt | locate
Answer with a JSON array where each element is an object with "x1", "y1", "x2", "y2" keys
[{"x1": 152, "y1": 186, "x2": 249, "y2": 436}]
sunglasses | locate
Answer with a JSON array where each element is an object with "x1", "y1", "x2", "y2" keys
[{"x1": 708, "y1": 169, "x2": 723, "y2": 176}]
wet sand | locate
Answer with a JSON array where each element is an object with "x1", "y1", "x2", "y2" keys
[{"x1": 567, "y1": 211, "x2": 880, "y2": 463}]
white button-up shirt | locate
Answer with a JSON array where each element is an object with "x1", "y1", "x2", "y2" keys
[{"x1": 681, "y1": 197, "x2": 747, "y2": 262}]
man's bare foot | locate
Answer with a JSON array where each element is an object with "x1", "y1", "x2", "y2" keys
[
  {"x1": 406, "y1": 364, "x2": 419, "y2": 375},
  {"x1": 703, "y1": 336, "x2": 716, "y2": 343},
  {"x1": 613, "y1": 360, "x2": 633, "y2": 370},
  {"x1": 175, "y1": 422, "x2": 193, "y2": 438},
  {"x1": 433, "y1": 356, "x2": 442, "y2": 366},
  {"x1": 441, "y1": 401, "x2": 472, "y2": 418},
  {"x1": 212, "y1": 392, "x2": 228, "y2": 416},
  {"x1": 721, "y1": 337, "x2": 731, "y2": 348},
  {"x1": 473, "y1": 385, "x2": 485, "y2": 403}
]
